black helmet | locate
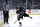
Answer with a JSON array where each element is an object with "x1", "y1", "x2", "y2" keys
[{"x1": 19, "y1": 4, "x2": 22, "y2": 6}]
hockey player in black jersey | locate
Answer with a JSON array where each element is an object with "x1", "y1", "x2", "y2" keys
[
  {"x1": 16, "y1": 4, "x2": 23, "y2": 26},
  {"x1": 14, "y1": 4, "x2": 32, "y2": 26}
]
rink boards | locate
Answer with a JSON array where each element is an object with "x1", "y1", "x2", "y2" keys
[
  {"x1": 0, "y1": 11, "x2": 4, "y2": 26},
  {"x1": 9, "y1": 9, "x2": 40, "y2": 15},
  {"x1": 0, "y1": 9, "x2": 40, "y2": 26}
]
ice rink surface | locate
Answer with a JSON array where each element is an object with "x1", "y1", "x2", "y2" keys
[{"x1": 1, "y1": 15, "x2": 40, "y2": 27}]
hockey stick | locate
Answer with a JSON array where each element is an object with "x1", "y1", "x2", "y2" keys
[{"x1": 14, "y1": 20, "x2": 18, "y2": 24}]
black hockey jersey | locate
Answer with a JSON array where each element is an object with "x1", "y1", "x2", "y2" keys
[{"x1": 16, "y1": 6, "x2": 24, "y2": 14}]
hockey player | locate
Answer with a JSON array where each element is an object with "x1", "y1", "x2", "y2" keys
[
  {"x1": 3, "y1": 0, "x2": 9, "y2": 24},
  {"x1": 16, "y1": 4, "x2": 23, "y2": 26},
  {"x1": 14, "y1": 4, "x2": 32, "y2": 26}
]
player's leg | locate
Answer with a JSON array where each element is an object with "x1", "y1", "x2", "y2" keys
[
  {"x1": 26, "y1": 14, "x2": 32, "y2": 19},
  {"x1": 6, "y1": 11, "x2": 9, "y2": 24},
  {"x1": 3, "y1": 11, "x2": 6, "y2": 24},
  {"x1": 18, "y1": 15, "x2": 22, "y2": 26},
  {"x1": 4, "y1": 15, "x2": 6, "y2": 24},
  {"x1": 29, "y1": 16, "x2": 32, "y2": 19},
  {"x1": 21, "y1": 15, "x2": 23, "y2": 20},
  {"x1": 19, "y1": 22, "x2": 22, "y2": 26},
  {"x1": 23, "y1": 13, "x2": 32, "y2": 19}
]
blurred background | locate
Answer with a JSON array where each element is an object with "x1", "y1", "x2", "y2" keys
[
  {"x1": 0, "y1": 0, "x2": 40, "y2": 11},
  {"x1": 9, "y1": 0, "x2": 40, "y2": 9}
]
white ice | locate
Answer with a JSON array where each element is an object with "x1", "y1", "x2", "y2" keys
[{"x1": 1, "y1": 14, "x2": 40, "y2": 27}]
